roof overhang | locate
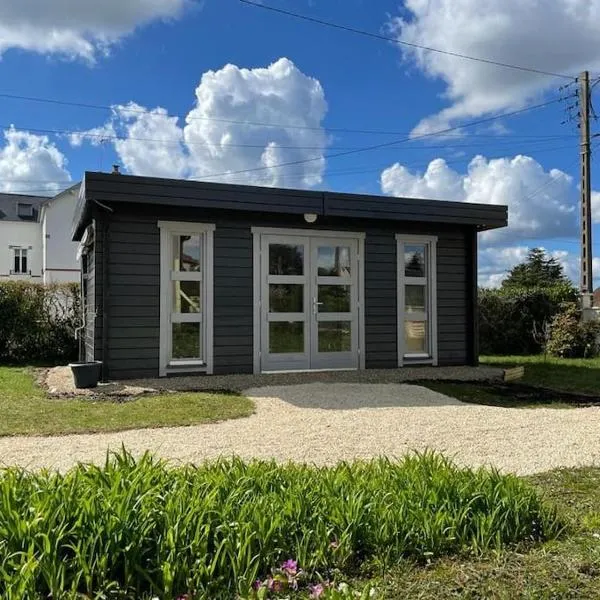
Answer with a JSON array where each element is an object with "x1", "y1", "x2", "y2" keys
[{"x1": 72, "y1": 171, "x2": 508, "y2": 241}]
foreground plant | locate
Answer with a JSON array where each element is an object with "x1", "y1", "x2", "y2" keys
[{"x1": 0, "y1": 450, "x2": 560, "y2": 599}]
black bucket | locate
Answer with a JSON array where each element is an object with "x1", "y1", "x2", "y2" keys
[{"x1": 69, "y1": 361, "x2": 103, "y2": 389}]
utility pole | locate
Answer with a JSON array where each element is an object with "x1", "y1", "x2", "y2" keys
[{"x1": 579, "y1": 71, "x2": 594, "y2": 309}]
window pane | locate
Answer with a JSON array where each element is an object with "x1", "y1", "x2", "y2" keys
[
  {"x1": 404, "y1": 320, "x2": 427, "y2": 354},
  {"x1": 174, "y1": 234, "x2": 202, "y2": 272},
  {"x1": 318, "y1": 321, "x2": 351, "y2": 352},
  {"x1": 318, "y1": 285, "x2": 351, "y2": 312},
  {"x1": 22, "y1": 252, "x2": 27, "y2": 274},
  {"x1": 405, "y1": 285, "x2": 426, "y2": 313},
  {"x1": 269, "y1": 284, "x2": 303, "y2": 312},
  {"x1": 317, "y1": 246, "x2": 350, "y2": 276},
  {"x1": 172, "y1": 322, "x2": 201, "y2": 359},
  {"x1": 13, "y1": 250, "x2": 19, "y2": 273},
  {"x1": 269, "y1": 322, "x2": 304, "y2": 353},
  {"x1": 404, "y1": 245, "x2": 426, "y2": 278},
  {"x1": 269, "y1": 244, "x2": 304, "y2": 275},
  {"x1": 173, "y1": 281, "x2": 201, "y2": 313}
]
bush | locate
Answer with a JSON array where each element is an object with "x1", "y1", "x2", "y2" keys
[
  {"x1": 0, "y1": 281, "x2": 80, "y2": 364},
  {"x1": 479, "y1": 284, "x2": 578, "y2": 355},
  {"x1": 547, "y1": 303, "x2": 600, "y2": 358},
  {"x1": 0, "y1": 451, "x2": 560, "y2": 599}
]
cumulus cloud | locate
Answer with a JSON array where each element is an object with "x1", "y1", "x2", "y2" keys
[
  {"x1": 0, "y1": 0, "x2": 188, "y2": 61},
  {"x1": 0, "y1": 127, "x2": 71, "y2": 194},
  {"x1": 389, "y1": 0, "x2": 600, "y2": 134},
  {"x1": 479, "y1": 245, "x2": 600, "y2": 289},
  {"x1": 73, "y1": 58, "x2": 328, "y2": 187},
  {"x1": 381, "y1": 154, "x2": 577, "y2": 244},
  {"x1": 593, "y1": 191, "x2": 600, "y2": 224}
]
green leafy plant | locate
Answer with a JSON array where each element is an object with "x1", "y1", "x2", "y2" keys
[
  {"x1": 479, "y1": 284, "x2": 578, "y2": 355},
  {"x1": 0, "y1": 281, "x2": 80, "y2": 364},
  {"x1": 547, "y1": 303, "x2": 600, "y2": 358},
  {"x1": 0, "y1": 450, "x2": 561, "y2": 599}
]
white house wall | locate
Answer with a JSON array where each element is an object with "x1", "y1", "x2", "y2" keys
[
  {"x1": 0, "y1": 220, "x2": 43, "y2": 279},
  {"x1": 42, "y1": 186, "x2": 80, "y2": 284}
]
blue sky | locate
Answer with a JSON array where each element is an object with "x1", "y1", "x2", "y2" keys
[{"x1": 0, "y1": 0, "x2": 599, "y2": 286}]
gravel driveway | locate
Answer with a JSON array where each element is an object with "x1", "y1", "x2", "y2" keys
[{"x1": 2, "y1": 382, "x2": 600, "y2": 475}]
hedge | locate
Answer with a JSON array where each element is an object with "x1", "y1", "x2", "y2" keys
[
  {"x1": 478, "y1": 284, "x2": 578, "y2": 355},
  {"x1": 0, "y1": 281, "x2": 80, "y2": 364}
]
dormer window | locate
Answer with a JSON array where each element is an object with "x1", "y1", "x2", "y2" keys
[{"x1": 17, "y1": 203, "x2": 34, "y2": 219}]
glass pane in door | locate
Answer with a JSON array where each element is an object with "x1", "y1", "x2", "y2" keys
[
  {"x1": 317, "y1": 246, "x2": 351, "y2": 276},
  {"x1": 269, "y1": 244, "x2": 304, "y2": 275},
  {"x1": 269, "y1": 322, "x2": 304, "y2": 353},
  {"x1": 269, "y1": 284, "x2": 303, "y2": 312},
  {"x1": 318, "y1": 321, "x2": 352, "y2": 352},
  {"x1": 318, "y1": 285, "x2": 351, "y2": 312}
]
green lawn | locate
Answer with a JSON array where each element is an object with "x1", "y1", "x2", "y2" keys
[
  {"x1": 0, "y1": 367, "x2": 254, "y2": 436},
  {"x1": 373, "y1": 467, "x2": 600, "y2": 599},
  {"x1": 482, "y1": 355, "x2": 600, "y2": 395}
]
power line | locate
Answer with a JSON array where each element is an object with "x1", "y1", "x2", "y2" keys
[
  {"x1": 239, "y1": 0, "x2": 574, "y2": 80},
  {"x1": 0, "y1": 123, "x2": 575, "y2": 153},
  {"x1": 191, "y1": 98, "x2": 565, "y2": 180},
  {"x1": 0, "y1": 92, "x2": 577, "y2": 138}
]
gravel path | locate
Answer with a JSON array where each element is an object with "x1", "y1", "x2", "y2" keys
[{"x1": 2, "y1": 382, "x2": 600, "y2": 475}]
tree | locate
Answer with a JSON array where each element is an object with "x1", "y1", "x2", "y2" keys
[{"x1": 502, "y1": 248, "x2": 571, "y2": 289}]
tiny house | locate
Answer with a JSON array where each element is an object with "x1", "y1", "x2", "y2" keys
[{"x1": 72, "y1": 172, "x2": 507, "y2": 380}]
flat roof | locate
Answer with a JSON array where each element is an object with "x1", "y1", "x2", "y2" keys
[{"x1": 73, "y1": 171, "x2": 508, "y2": 240}]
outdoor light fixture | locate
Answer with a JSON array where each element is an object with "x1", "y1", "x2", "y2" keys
[{"x1": 304, "y1": 213, "x2": 318, "y2": 224}]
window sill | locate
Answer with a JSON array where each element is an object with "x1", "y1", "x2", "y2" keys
[{"x1": 402, "y1": 355, "x2": 434, "y2": 366}]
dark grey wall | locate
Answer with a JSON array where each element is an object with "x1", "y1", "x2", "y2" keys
[{"x1": 91, "y1": 204, "x2": 472, "y2": 379}]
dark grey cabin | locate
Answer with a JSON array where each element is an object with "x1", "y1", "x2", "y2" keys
[{"x1": 72, "y1": 172, "x2": 507, "y2": 380}]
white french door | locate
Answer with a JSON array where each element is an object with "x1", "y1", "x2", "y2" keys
[{"x1": 257, "y1": 231, "x2": 362, "y2": 372}]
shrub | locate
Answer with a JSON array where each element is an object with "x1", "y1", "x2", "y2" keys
[
  {"x1": 547, "y1": 303, "x2": 600, "y2": 358},
  {"x1": 479, "y1": 284, "x2": 578, "y2": 355},
  {"x1": 0, "y1": 281, "x2": 80, "y2": 364},
  {"x1": 0, "y1": 451, "x2": 560, "y2": 599}
]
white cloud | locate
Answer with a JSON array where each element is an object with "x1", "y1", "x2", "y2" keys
[
  {"x1": 0, "y1": 127, "x2": 71, "y2": 194},
  {"x1": 478, "y1": 245, "x2": 600, "y2": 289},
  {"x1": 389, "y1": 0, "x2": 600, "y2": 134},
  {"x1": 0, "y1": 0, "x2": 188, "y2": 61},
  {"x1": 381, "y1": 154, "x2": 577, "y2": 244},
  {"x1": 74, "y1": 58, "x2": 328, "y2": 187}
]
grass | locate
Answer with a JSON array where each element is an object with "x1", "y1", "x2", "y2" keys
[
  {"x1": 482, "y1": 355, "x2": 600, "y2": 395},
  {"x1": 375, "y1": 467, "x2": 600, "y2": 599},
  {"x1": 0, "y1": 451, "x2": 559, "y2": 599},
  {"x1": 0, "y1": 367, "x2": 253, "y2": 436}
]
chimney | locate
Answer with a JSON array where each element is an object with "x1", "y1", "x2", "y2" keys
[{"x1": 112, "y1": 164, "x2": 120, "y2": 175}]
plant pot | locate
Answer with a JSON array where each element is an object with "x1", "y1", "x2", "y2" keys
[{"x1": 69, "y1": 361, "x2": 102, "y2": 389}]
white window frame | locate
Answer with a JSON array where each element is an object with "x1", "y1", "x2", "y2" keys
[
  {"x1": 158, "y1": 221, "x2": 215, "y2": 377},
  {"x1": 11, "y1": 247, "x2": 29, "y2": 275},
  {"x1": 396, "y1": 234, "x2": 438, "y2": 367}
]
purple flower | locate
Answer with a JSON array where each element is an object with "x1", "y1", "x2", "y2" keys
[
  {"x1": 281, "y1": 559, "x2": 298, "y2": 574},
  {"x1": 309, "y1": 583, "x2": 325, "y2": 598},
  {"x1": 252, "y1": 579, "x2": 262, "y2": 590}
]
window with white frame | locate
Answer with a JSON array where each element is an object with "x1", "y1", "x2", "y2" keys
[
  {"x1": 396, "y1": 235, "x2": 437, "y2": 365},
  {"x1": 159, "y1": 221, "x2": 214, "y2": 375},
  {"x1": 12, "y1": 247, "x2": 28, "y2": 274}
]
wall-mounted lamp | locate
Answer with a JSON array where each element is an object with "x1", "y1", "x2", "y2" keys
[{"x1": 304, "y1": 213, "x2": 318, "y2": 224}]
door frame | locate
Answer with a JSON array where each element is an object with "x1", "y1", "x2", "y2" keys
[{"x1": 251, "y1": 227, "x2": 365, "y2": 374}]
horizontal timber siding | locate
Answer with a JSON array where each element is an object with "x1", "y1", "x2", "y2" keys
[{"x1": 95, "y1": 203, "x2": 472, "y2": 379}]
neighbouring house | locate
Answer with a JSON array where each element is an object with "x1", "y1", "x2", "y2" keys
[
  {"x1": 73, "y1": 171, "x2": 508, "y2": 380},
  {"x1": 0, "y1": 185, "x2": 81, "y2": 284}
]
